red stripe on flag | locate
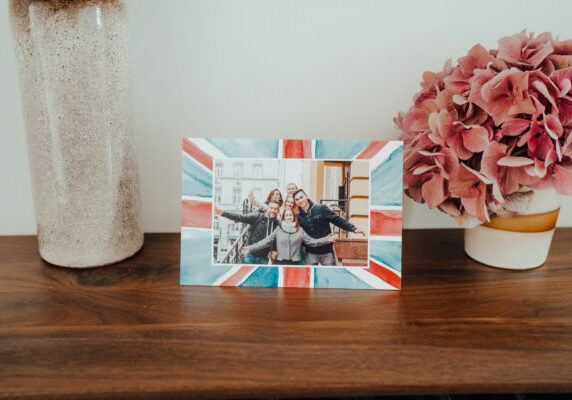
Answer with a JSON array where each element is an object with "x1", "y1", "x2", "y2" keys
[
  {"x1": 181, "y1": 199, "x2": 212, "y2": 228},
  {"x1": 370, "y1": 210, "x2": 402, "y2": 236},
  {"x1": 220, "y1": 266, "x2": 257, "y2": 286},
  {"x1": 283, "y1": 139, "x2": 312, "y2": 158},
  {"x1": 283, "y1": 267, "x2": 311, "y2": 288},
  {"x1": 183, "y1": 138, "x2": 213, "y2": 171},
  {"x1": 356, "y1": 141, "x2": 388, "y2": 159},
  {"x1": 366, "y1": 259, "x2": 401, "y2": 289}
]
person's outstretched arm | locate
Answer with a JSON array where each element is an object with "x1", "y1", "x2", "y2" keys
[
  {"x1": 301, "y1": 230, "x2": 334, "y2": 247},
  {"x1": 324, "y1": 207, "x2": 366, "y2": 236},
  {"x1": 242, "y1": 230, "x2": 276, "y2": 254},
  {"x1": 215, "y1": 209, "x2": 259, "y2": 224},
  {"x1": 249, "y1": 191, "x2": 268, "y2": 211}
]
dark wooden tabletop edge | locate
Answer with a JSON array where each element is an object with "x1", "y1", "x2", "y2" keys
[{"x1": 3, "y1": 382, "x2": 572, "y2": 400}]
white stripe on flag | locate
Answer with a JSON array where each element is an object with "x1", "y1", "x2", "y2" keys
[
  {"x1": 212, "y1": 266, "x2": 241, "y2": 286},
  {"x1": 181, "y1": 227, "x2": 212, "y2": 237},
  {"x1": 309, "y1": 267, "x2": 315, "y2": 288},
  {"x1": 187, "y1": 138, "x2": 227, "y2": 159},
  {"x1": 369, "y1": 141, "x2": 402, "y2": 171},
  {"x1": 182, "y1": 195, "x2": 212, "y2": 202},
  {"x1": 311, "y1": 139, "x2": 316, "y2": 159},
  {"x1": 370, "y1": 205, "x2": 403, "y2": 211},
  {"x1": 183, "y1": 151, "x2": 211, "y2": 174},
  {"x1": 368, "y1": 257, "x2": 401, "y2": 277},
  {"x1": 212, "y1": 265, "x2": 258, "y2": 286},
  {"x1": 346, "y1": 267, "x2": 398, "y2": 290},
  {"x1": 369, "y1": 235, "x2": 402, "y2": 242}
]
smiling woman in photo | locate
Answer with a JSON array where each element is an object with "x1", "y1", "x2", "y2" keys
[
  {"x1": 249, "y1": 188, "x2": 284, "y2": 212},
  {"x1": 241, "y1": 208, "x2": 334, "y2": 265}
]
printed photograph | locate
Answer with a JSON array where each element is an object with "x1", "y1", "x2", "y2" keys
[{"x1": 212, "y1": 159, "x2": 370, "y2": 267}]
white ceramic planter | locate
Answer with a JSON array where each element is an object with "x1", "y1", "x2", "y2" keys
[{"x1": 464, "y1": 187, "x2": 561, "y2": 270}]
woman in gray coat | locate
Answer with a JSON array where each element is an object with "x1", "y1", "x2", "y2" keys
[{"x1": 241, "y1": 208, "x2": 335, "y2": 265}]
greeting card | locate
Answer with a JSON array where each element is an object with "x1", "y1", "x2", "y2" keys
[{"x1": 181, "y1": 138, "x2": 402, "y2": 290}]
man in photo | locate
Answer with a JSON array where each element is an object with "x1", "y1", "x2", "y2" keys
[
  {"x1": 285, "y1": 182, "x2": 298, "y2": 197},
  {"x1": 215, "y1": 202, "x2": 280, "y2": 265},
  {"x1": 293, "y1": 189, "x2": 366, "y2": 266}
]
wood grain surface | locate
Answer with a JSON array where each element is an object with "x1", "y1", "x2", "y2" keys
[{"x1": 1, "y1": 229, "x2": 571, "y2": 399}]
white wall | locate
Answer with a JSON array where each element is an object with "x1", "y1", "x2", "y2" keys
[{"x1": 1, "y1": 0, "x2": 572, "y2": 234}]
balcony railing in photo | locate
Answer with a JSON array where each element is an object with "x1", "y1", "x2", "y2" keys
[{"x1": 220, "y1": 198, "x2": 254, "y2": 264}]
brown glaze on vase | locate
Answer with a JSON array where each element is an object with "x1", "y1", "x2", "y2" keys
[{"x1": 9, "y1": 0, "x2": 143, "y2": 267}]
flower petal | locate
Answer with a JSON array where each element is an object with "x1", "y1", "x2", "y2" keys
[
  {"x1": 438, "y1": 200, "x2": 462, "y2": 217},
  {"x1": 501, "y1": 118, "x2": 530, "y2": 136},
  {"x1": 480, "y1": 68, "x2": 536, "y2": 124},
  {"x1": 527, "y1": 41, "x2": 554, "y2": 69},
  {"x1": 534, "y1": 158, "x2": 548, "y2": 178},
  {"x1": 447, "y1": 134, "x2": 473, "y2": 160},
  {"x1": 458, "y1": 44, "x2": 493, "y2": 76},
  {"x1": 481, "y1": 142, "x2": 508, "y2": 181},
  {"x1": 497, "y1": 31, "x2": 527, "y2": 65},
  {"x1": 412, "y1": 165, "x2": 437, "y2": 175},
  {"x1": 452, "y1": 94, "x2": 468, "y2": 105},
  {"x1": 435, "y1": 147, "x2": 460, "y2": 179},
  {"x1": 527, "y1": 173, "x2": 552, "y2": 190},
  {"x1": 531, "y1": 79, "x2": 558, "y2": 110},
  {"x1": 403, "y1": 100, "x2": 438, "y2": 132},
  {"x1": 559, "y1": 78, "x2": 572, "y2": 97},
  {"x1": 563, "y1": 130, "x2": 572, "y2": 158},
  {"x1": 421, "y1": 174, "x2": 447, "y2": 208},
  {"x1": 544, "y1": 113, "x2": 563, "y2": 139},
  {"x1": 461, "y1": 182, "x2": 489, "y2": 223},
  {"x1": 554, "y1": 164, "x2": 572, "y2": 195},
  {"x1": 461, "y1": 126, "x2": 490, "y2": 153},
  {"x1": 497, "y1": 156, "x2": 534, "y2": 167},
  {"x1": 449, "y1": 164, "x2": 485, "y2": 198},
  {"x1": 437, "y1": 109, "x2": 455, "y2": 139}
]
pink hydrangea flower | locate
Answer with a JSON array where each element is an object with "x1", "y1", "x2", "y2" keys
[
  {"x1": 481, "y1": 142, "x2": 539, "y2": 197},
  {"x1": 428, "y1": 109, "x2": 490, "y2": 160},
  {"x1": 448, "y1": 164, "x2": 491, "y2": 223},
  {"x1": 473, "y1": 68, "x2": 536, "y2": 125},
  {"x1": 398, "y1": 30, "x2": 572, "y2": 226},
  {"x1": 497, "y1": 31, "x2": 554, "y2": 69}
]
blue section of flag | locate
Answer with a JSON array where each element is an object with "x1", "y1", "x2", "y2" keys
[
  {"x1": 314, "y1": 268, "x2": 373, "y2": 289},
  {"x1": 205, "y1": 138, "x2": 279, "y2": 158},
  {"x1": 371, "y1": 145, "x2": 403, "y2": 206},
  {"x1": 315, "y1": 140, "x2": 371, "y2": 160},
  {"x1": 369, "y1": 240, "x2": 402, "y2": 273},
  {"x1": 182, "y1": 155, "x2": 212, "y2": 198},
  {"x1": 180, "y1": 229, "x2": 231, "y2": 285},
  {"x1": 240, "y1": 267, "x2": 279, "y2": 287}
]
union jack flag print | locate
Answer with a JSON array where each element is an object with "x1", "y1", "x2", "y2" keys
[{"x1": 181, "y1": 138, "x2": 403, "y2": 290}]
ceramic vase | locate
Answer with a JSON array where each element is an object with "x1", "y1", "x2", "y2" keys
[
  {"x1": 9, "y1": 0, "x2": 143, "y2": 268},
  {"x1": 464, "y1": 186, "x2": 561, "y2": 270}
]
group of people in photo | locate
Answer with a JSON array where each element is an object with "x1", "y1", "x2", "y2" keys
[{"x1": 214, "y1": 183, "x2": 366, "y2": 266}]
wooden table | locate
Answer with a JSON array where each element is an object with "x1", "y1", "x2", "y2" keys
[{"x1": 1, "y1": 229, "x2": 571, "y2": 399}]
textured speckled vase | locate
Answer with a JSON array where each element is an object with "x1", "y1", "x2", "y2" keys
[{"x1": 9, "y1": 0, "x2": 143, "y2": 267}]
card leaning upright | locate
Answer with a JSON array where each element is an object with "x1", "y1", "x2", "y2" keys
[{"x1": 181, "y1": 138, "x2": 403, "y2": 290}]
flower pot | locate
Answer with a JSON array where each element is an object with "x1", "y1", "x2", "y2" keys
[{"x1": 464, "y1": 187, "x2": 561, "y2": 270}]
